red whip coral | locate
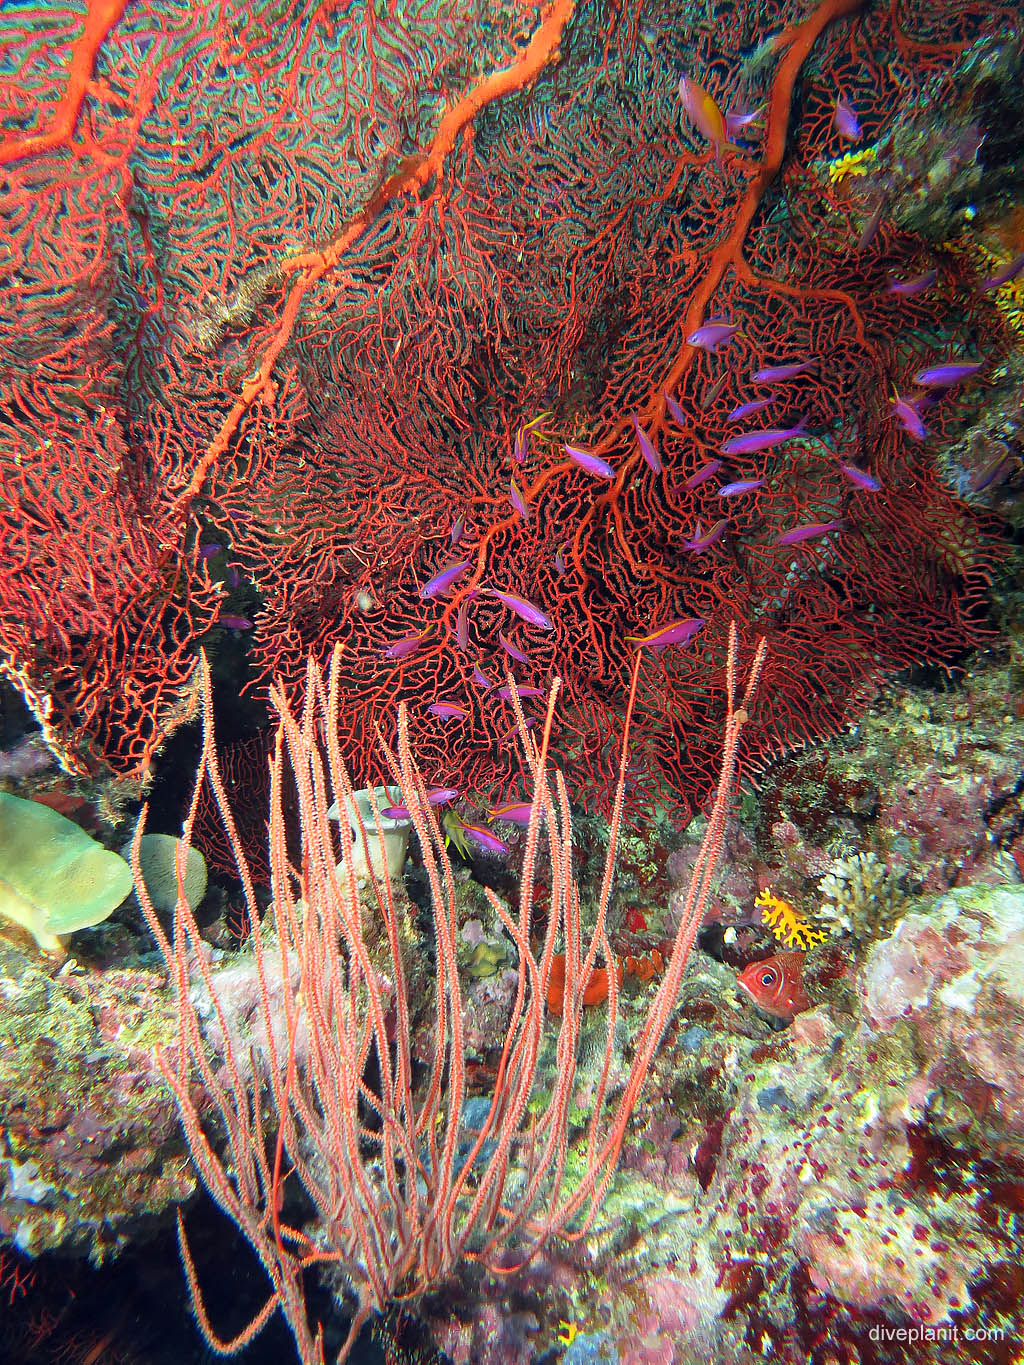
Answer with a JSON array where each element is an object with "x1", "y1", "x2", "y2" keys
[{"x1": 0, "y1": 0, "x2": 1015, "y2": 816}]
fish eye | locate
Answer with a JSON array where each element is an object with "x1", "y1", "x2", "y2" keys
[{"x1": 759, "y1": 970, "x2": 777, "y2": 986}]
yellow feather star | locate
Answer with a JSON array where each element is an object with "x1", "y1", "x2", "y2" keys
[{"x1": 755, "y1": 890, "x2": 828, "y2": 950}]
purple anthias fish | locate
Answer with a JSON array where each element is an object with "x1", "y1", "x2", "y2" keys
[
  {"x1": 218, "y1": 614, "x2": 252, "y2": 630},
  {"x1": 752, "y1": 361, "x2": 815, "y2": 383},
  {"x1": 496, "y1": 684, "x2": 544, "y2": 701},
  {"x1": 498, "y1": 717, "x2": 537, "y2": 743},
  {"x1": 632, "y1": 414, "x2": 662, "y2": 473},
  {"x1": 833, "y1": 97, "x2": 860, "y2": 141},
  {"x1": 472, "y1": 663, "x2": 494, "y2": 689},
  {"x1": 421, "y1": 560, "x2": 471, "y2": 599},
  {"x1": 513, "y1": 427, "x2": 527, "y2": 464},
  {"x1": 455, "y1": 599, "x2": 470, "y2": 651},
  {"x1": 774, "y1": 520, "x2": 842, "y2": 546},
  {"x1": 384, "y1": 630, "x2": 431, "y2": 660},
  {"x1": 890, "y1": 396, "x2": 927, "y2": 440},
  {"x1": 913, "y1": 361, "x2": 982, "y2": 388},
  {"x1": 491, "y1": 589, "x2": 554, "y2": 631},
  {"x1": 725, "y1": 106, "x2": 762, "y2": 140},
  {"x1": 383, "y1": 794, "x2": 456, "y2": 821},
  {"x1": 509, "y1": 479, "x2": 530, "y2": 520},
  {"x1": 887, "y1": 269, "x2": 937, "y2": 297},
  {"x1": 683, "y1": 517, "x2": 729, "y2": 552},
  {"x1": 984, "y1": 253, "x2": 1024, "y2": 290},
  {"x1": 718, "y1": 478, "x2": 765, "y2": 497},
  {"x1": 565, "y1": 444, "x2": 615, "y2": 479},
  {"x1": 721, "y1": 419, "x2": 805, "y2": 456},
  {"x1": 487, "y1": 802, "x2": 534, "y2": 826},
  {"x1": 701, "y1": 372, "x2": 730, "y2": 411},
  {"x1": 857, "y1": 197, "x2": 886, "y2": 252},
  {"x1": 840, "y1": 463, "x2": 881, "y2": 491},
  {"x1": 970, "y1": 451, "x2": 1015, "y2": 492},
  {"x1": 450, "y1": 514, "x2": 466, "y2": 546},
  {"x1": 428, "y1": 701, "x2": 469, "y2": 720},
  {"x1": 665, "y1": 393, "x2": 688, "y2": 427},
  {"x1": 554, "y1": 546, "x2": 567, "y2": 576},
  {"x1": 200, "y1": 542, "x2": 223, "y2": 559},
  {"x1": 624, "y1": 617, "x2": 705, "y2": 649},
  {"x1": 680, "y1": 458, "x2": 723, "y2": 490},
  {"x1": 462, "y1": 823, "x2": 510, "y2": 855},
  {"x1": 728, "y1": 397, "x2": 773, "y2": 422},
  {"x1": 499, "y1": 631, "x2": 532, "y2": 664},
  {"x1": 687, "y1": 318, "x2": 740, "y2": 352}
]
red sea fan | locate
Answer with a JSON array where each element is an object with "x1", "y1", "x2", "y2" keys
[{"x1": 0, "y1": 0, "x2": 1015, "y2": 822}]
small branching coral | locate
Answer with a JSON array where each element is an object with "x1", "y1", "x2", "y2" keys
[{"x1": 816, "y1": 851, "x2": 909, "y2": 941}]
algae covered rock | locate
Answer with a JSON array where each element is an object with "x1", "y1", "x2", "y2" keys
[{"x1": 0, "y1": 793, "x2": 132, "y2": 954}]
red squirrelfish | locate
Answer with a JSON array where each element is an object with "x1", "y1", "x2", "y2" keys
[
  {"x1": 774, "y1": 520, "x2": 842, "y2": 547},
  {"x1": 687, "y1": 318, "x2": 740, "y2": 352},
  {"x1": 752, "y1": 361, "x2": 815, "y2": 384},
  {"x1": 565, "y1": 444, "x2": 615, "y2": 479},
  {"x1": 632, "y1": 414, "x2": 662, "y2": 473},
  {"x1": 737, "y1": 952, "x2": 811, "y2": 1021},
  {"x1": 625, "y1": 617, "x2": 705, "y2": 649},
  {"x1": 421, "y1": 560, "x2": 471, "y2": 599},
  {"x1": 491, "y1": 589, "x2": 554, "y2": 631},
  {"x1": 678, "y1": 74, "x2": 727, "y2": 157},
  {"x1": 721, "y1": 419, "x2": 806, "y2": 456}
]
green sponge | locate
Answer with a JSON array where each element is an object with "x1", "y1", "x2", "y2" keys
[{"x1": 0, "y1": 792, "x2": 132, "y2": 954}]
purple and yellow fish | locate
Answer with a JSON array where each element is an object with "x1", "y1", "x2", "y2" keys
[{"x1": 625, "y1": 617, "x2": 705, "y2": 649}]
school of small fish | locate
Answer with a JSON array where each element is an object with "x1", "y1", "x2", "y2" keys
[{"x1": 363, "y1": 62, "x2": 1001, "y2": 888}]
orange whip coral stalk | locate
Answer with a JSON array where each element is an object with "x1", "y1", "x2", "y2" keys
[{"x1": 134, "y1": 623, "x2": 764, "y2": 1360}]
